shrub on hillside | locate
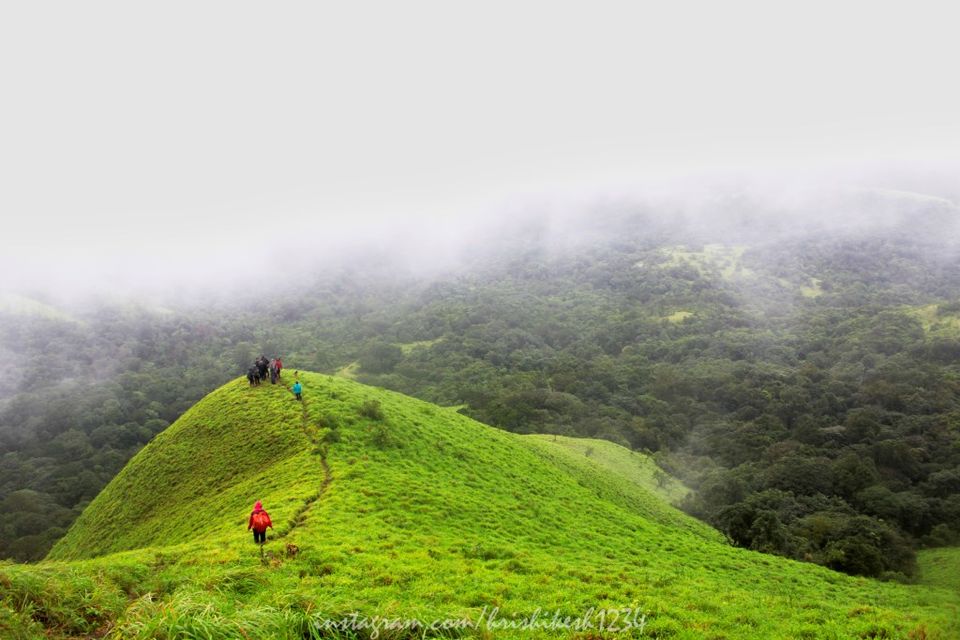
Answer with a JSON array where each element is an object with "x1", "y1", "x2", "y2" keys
[
  {"x1": 318, "y1": 413, "x2": 341, "y2": 430},
  {"x1": 359, "y1": 400, "x2": 384, "y2": 421},
  {"x1": 795, "y1": 512, "x2": 915, "y2": 578},
  {"x1": 370, "y1": 422, "x2": 398, "y2": 448}
]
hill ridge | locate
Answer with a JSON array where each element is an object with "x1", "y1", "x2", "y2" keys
[{"x1": 14, "y1": 372, "x2": 958, "y2": 639}]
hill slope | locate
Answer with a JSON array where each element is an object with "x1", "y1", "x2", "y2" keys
[
  {"x1": 48, "y1": 379, "x2": 317, "y2": 558},
  {"x1": 2, "y1": 373, "x2": 956, "y2": 638}
]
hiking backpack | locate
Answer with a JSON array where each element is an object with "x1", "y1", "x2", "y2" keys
[{"x1": 251, "y1": 511, "x2": 270, "y2": 531}]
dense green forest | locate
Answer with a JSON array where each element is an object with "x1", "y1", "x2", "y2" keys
[{"x1": 3, "y1": 192, "x2": 960, "y2": 580}]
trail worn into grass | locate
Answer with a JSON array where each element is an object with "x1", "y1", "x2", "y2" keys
[{"x1": 279, "y1": 378, "x2": 333, "y2": 539}]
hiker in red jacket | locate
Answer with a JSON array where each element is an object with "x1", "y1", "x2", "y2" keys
[
  {"x1": 248, "y1": 500, "x2": 273, "y2": 543},
  {"x1": 275, "y1": 357, "x2": 283, "y2": 378}
]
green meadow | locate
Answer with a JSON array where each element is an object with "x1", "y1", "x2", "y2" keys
[
  {"x1": 908, "y1": 304, "x2": 960, "y2": 337},
  {"x1": 1, "y1": 372, "x2": 957, "y2": 639},
  {"x1": 659, "y1": 245, "x2": 753, "y2": 281},
  {"x1": 917, "y1": 547, "x2": 960, "y2": 593}
]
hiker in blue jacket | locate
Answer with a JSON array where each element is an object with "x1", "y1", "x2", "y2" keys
[{"x1": 292, "y1": 380, "x2": 302, "y2": 401}]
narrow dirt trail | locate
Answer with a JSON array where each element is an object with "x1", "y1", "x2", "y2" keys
[{"x1": 279, "y1": 378, "x2": 333, "y2": 538}]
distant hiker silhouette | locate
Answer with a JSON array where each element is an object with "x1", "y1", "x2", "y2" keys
[
  {"x1": 248, "y1": 500, "x2": 273, "y2": 543},
  {"x1": 247, "y1": 366, "x2": 261, "y2": 386},
  {"x1": 292, "y1": 380, "x2": 302, "y2": 401},
  {"x1": 256, "y1": 356, "x2": 269, "y2": 381},
  {"x1": 269, "y1": 359, "x2": 279, "y2": 384}
]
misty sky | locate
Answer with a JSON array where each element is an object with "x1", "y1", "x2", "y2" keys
[{"x1": 2, "y1": 1, "x2": 959, "y2": 293}]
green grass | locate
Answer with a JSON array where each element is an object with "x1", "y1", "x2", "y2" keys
[
  {"x1": 334, "y1": 361, "x2": 360, "y2": 379},
  {"x1": 917, "y1": 547, "x2": 960, "y2": 592},
  {"x1": 661, "y1": 244, "x2": 754, "y2": 281},
  {"x1": 522, "y1": 435, "x2": 691, "y2": 504},
  {"x1": 397, "y1": 339, "x2": 443, "y2": 355},
  {"x1": 4, "y1": 373, "x2": 959, "y2": 638},
  {"x1": 334, "y1": 341, "x2": 441, "y2": 380},
  {"x1": 662, "y1": 310, "x2": 694, "y2": 323},
  {"x1": 800, "y1": 277, "x2": 824, "y2": 298},
  {"x1": 48, "y1": 380, "x2": 315, "y2": 559},
  {"x1": 909, "y1": 303, "x2": 960, "y2": 336},
  {"x1": 0, "y1": 292, "x2": 77, "y2": 322},
  {"x1": 659, "y1": 247, "x2": 830, "y2": 300}
]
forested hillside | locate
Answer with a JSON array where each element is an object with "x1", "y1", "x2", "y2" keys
[{"x1": 3, "y1": 190, "x2": 959, "y2": 578}]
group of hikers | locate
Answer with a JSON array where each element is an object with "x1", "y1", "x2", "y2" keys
[
  {"x1": 243, "y1": 354, "x2": 301, "y2": 543},
  {"x1": 247, "y1": 355, "x2": 283, "y2": 385},
  {"x1": 245, "y1": 355, "x2": 303, "y2": 400}
]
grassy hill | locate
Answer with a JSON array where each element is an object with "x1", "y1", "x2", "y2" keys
[
  {"x1": 0, "y1": 292, "x2": 77, "y2": 322},
  {"x1": 917, "y1": 547, "x2": 960, "y2": 593},
  {"x1": 2, "y1": 373, "x2": 958, "y2": 638}
]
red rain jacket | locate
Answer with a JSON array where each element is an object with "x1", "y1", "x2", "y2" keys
[{"x1": 248, "y1": 508, "x2": 273, "y2": 532}]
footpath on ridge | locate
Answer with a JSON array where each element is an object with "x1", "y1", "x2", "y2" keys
[{"x1": 278, "y1": 376, "x2": 333, "y2": 539}]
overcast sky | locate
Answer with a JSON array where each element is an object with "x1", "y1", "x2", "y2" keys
[{"x1": 2, "y1": 1, "x2": 959, "y2": 293}]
